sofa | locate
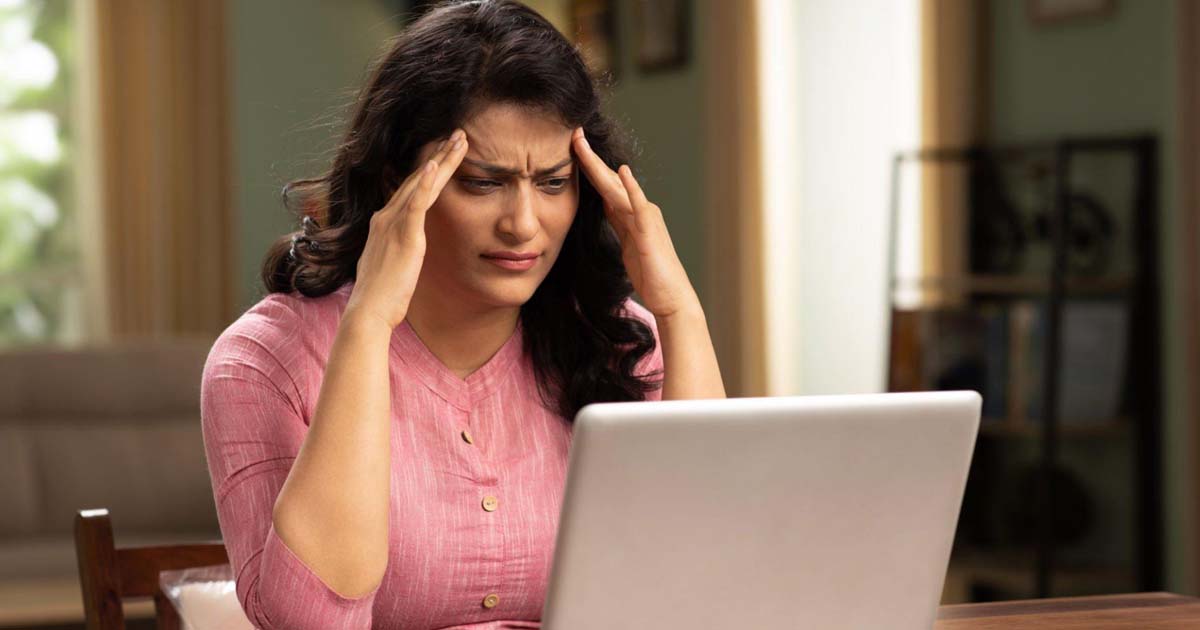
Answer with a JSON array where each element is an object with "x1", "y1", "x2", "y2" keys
[{"x1": 0, "y1": 337, "x2": 223, "y2": 628}]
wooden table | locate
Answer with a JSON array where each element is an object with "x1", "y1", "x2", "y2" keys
[
  {"x1": 1, "y1": 583, "x2": 1194, "y2": 628},
  {"x1": 936, "y1": 592, "x2": 1200, "y2": 628}
]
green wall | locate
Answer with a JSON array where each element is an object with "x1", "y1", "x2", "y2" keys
[
  {"x1": 606, "y1": 0, "x2": 708, "y2": 304},
  {"x1": 988, "y1": 0, "x2": 1191, "y2": 593},
  {"x1": 226, "y1": 0, "x2": 402, "y2": 310}
]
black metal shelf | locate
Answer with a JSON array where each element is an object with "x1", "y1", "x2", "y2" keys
[
  {"x1": 886, "y1": 134, "x2": 1162, "y2": 602},
  {"x1": 891, "y1": 274, "x2": 1136, "y2": 297}
]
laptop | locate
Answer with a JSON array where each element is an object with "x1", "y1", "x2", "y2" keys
[{"x1": 541, "y1": 390, "x2": 981, "y2": 630}]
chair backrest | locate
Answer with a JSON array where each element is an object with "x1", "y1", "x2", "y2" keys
[{"x1": 75, "y1": 509, "x2": 228, "y2": 630}]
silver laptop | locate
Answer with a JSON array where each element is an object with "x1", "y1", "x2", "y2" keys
[{"x1": 541, "y1": 391, "x2": 981, "y2": 630}]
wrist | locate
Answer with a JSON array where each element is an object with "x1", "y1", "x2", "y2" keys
[
  {"x1": 340, "y1": 307, "x2": 398, "y2": 340},
  {"x1": 655, "y1": 301, "x2": 706, "y2": 330}
]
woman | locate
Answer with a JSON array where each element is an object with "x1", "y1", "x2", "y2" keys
[{"x1": 200, "y1": 1, "x2": 724, "y2": 628}]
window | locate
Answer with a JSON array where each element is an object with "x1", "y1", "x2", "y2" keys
[{"x1": 0, "y1": 0, "x2": 82, "y2": 347}]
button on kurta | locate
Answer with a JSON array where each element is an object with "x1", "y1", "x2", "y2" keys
[
  {"x1": 481, "y1": 495, "x2": 498, "y2": 512},
  {"x1": 461, "y1": 429, "x2": 474, "y2": 444},
  {"x1": 482, "y1": 593, "x2": 500, "y2": 609}
]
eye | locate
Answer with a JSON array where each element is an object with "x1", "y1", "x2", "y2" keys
[
  {"x1": 540, "y1": 177, "x2": 571, "y2": 193},
  {"x1": 461, "y1": 178, "x2": 501, "y2": 193}
]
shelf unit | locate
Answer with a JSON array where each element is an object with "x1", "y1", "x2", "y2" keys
[{"x1": 886, "y1": 135, "x2": 1162, "y2": 602}]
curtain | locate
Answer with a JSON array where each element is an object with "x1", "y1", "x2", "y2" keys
[
  {"x1": 701, "y1": 0, "x2": 767, "y2": 397},
  {"x1": 93, "y1": 0, "x2": 235, "y2": 338},
  {"x1": 918, "y1": 0, "x2": 989, "y2": 306}
]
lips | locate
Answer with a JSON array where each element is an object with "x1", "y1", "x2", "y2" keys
[
  {"x1": 481, "y1": 252, "x2": 540, "y2": 260},
  {"x1": 482, "y1": 254, "x2": 539, "y2": 271}
]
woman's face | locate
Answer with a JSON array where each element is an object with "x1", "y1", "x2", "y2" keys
[{"x1": 413, "y1": 102, "x2": 579, "y2": 312}]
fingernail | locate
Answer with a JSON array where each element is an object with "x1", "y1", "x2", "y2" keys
[
  {"x1": 452, "y1": 129, "x2": 465, "y2": 141},
  {"x1": 425, "y1": 160, "x2": 436, "y2": 173},
  {"x1": 453, "y1": 138, "x2": 464, "y2": 150}
]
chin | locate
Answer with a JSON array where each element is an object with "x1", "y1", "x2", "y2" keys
[{"x1": 472, "y1": 279, "x2": 540, "y2": 308}]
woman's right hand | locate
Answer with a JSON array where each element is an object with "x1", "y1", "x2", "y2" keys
[{"x1": 344, "y1": 128, "x2": 469, "y2": 330}]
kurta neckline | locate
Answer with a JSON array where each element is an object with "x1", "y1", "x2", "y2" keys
[{"x1": 335, "y1": 282, "x2": 524, "y2": 410}]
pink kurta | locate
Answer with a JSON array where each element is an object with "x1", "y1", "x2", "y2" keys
[{"x1": 199, "y1": 281, "x2": 663, "y2": 630}]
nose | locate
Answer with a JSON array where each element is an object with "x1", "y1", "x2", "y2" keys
[{"x1": 498, "y1": 181, "x2": 539, "y2": 242}]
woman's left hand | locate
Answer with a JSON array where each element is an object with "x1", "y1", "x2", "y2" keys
[{"x1": 572, "y1": 127, "x2": 698, "y2": 319}]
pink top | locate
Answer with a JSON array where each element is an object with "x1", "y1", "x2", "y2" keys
[{"x1": 200, "y1": 281, "x2": 663, "y2": 630}]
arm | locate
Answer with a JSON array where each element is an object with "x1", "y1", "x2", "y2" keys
[
  {"x1": 203, "y1": 131, "x2": 467, "y2": 628},
  {"x1": 657, "y1": 301, "x2": 726, "y2": 400},
  {"x1": 571, "y1": 128, "x2": 725, "y2": 401},
  {"x1": 200, "y1": 305, "x2": 389, "y2": 630},
  {"x1": 270, "y1": 312, "x2": 392, "y2": 599}
]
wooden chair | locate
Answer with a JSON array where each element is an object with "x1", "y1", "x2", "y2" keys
[{"x1": 74, "y1": 509, "x2": 229, "y2": 630}]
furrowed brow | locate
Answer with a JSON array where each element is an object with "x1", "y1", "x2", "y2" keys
[{"x1": 463, "y1": 156, "x2": 574, "y2": 177}]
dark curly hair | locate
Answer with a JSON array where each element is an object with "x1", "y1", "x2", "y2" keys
[{"x1": 260, "y1": 0, "x2": 662, "y2": 419}]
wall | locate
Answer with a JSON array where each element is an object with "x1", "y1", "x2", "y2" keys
[
  {"x1": 987, "y1": 0, "x2": 1191, "y2": 593},
  {"x1": 769, "y1": 0, "x2": 921, "y2": 396},
  {"x1": 226, "y1": 0, "x2": 402, "y2": 310},
  {"x1": 606, "y1": 0, "x2": 707, "y2": 304},
  {"x1": 529, "y1": 0, "x2": 710, "y2": 305}
]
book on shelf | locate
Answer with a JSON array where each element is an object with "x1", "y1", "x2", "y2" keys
[
  {"x1": 891, "y1": 298, "x2": 1129, "y2": 430},
  {"x1": 1010, "y1": 300, "x2": 1129, "y2": 427},
  {"x1": 905, "y1": 306, "x2": 1008, "y2": 422}
]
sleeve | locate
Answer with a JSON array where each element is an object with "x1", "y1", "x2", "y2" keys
[
  {"x1": 622, "y1": 298, "x2": 665, "y2": 402},
  {"x1": 199, "y1": 304, "x2": 380, "y2": 630}
]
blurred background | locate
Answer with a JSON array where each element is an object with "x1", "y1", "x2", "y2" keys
[{"x1": 0, "y1": 0, "x2": 1197, "y2": 627}]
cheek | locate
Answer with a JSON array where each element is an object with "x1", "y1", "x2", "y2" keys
[
  {"x1": 548, "y1": 195, "x2": 579, "y2": 238},
  {"x1": 425, "y1": 199, "x2": 483, "y2": 256}
]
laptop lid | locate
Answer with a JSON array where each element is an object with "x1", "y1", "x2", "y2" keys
[{"x1": 541, "y1": 391, "x2": 981, "y2": 629}]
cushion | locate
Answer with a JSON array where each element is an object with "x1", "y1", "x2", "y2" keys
[
  {"x1": 0, "y1": 427, "x2": 39, "y2": 537},
  {"x1": 33, "y1": 419, "x2": 220, "y2": 535},
  {"x1": 160, "y1": 564, "x2": 254, "y2": 630},
  {"x1": 0, "y1": 336, "x2": 213, "y2": 420}
]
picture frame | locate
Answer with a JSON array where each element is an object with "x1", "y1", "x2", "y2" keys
[
  {"x1": 571, "y1": 0, "x2": 619, "y2": 82},
  {"x1": 1027, "y1": 0, "x2": 1115, "y2": 25},
  {"x1": 634, "y1": 0, "x2": 690, "y2": 73}
]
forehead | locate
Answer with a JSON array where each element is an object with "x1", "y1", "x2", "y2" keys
[{"x1": 460, "y1": 102, "x2": 573, "y2": 172}]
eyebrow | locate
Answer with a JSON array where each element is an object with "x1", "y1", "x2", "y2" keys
[{"x1": 461, "y1": 156, "x2": 574, "y2": 178}]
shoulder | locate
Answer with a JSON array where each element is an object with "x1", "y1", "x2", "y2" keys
[
  {"x1": 618, "y1": 297, "x2": 664, "y2": 394},
  {"x1": 618, "y1": 296, "x2": 663, "y2": 368},
  {"x1": 618, "y1": 296, "x2": 659, "y2": 338},
  {"x1": 208, "y1": 289, "x2": 342, "y2": 360},
  {"x1": 203, "y1": 285, "x2": 352, "y2": 394}
]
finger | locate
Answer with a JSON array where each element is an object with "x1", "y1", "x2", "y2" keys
[
  {"x1": 617, "y1": 164, "x2": 656, "y2": 234},
  {"x1": 602, "y1": 200, "x2": 623, "y2": 236},
  {"x1": 408, "y1": 134, "x2": 468, "y2": 217},
  {"x1": 384, "y1": 136, "x2": 448, "y2": 209},
  {"x1": 403, "y1": 130, "x2": 467, "y2": 214},
  {"x1": 603, "y1": 201, "x2": 636, "y2": 251},
  {"x1": 383, "y1": 130, "x2": 464, "y2": 218},
  {"x1": 602, "y1": 199, "x2": 630, "y2": 238},
  {"x1": 572, "y1": 127, "x2": 632, "y2": 211},
  {"x1": 426, "y1": 133, "x2": 469, "y2": 197},
  {"x1": 374, "y1": 160, "x2": 434, "y2": 233},
  {"x1": 391, "y1": 159, "x2": 437, "y2": 232},
  {"x1": 617, "y1": 164, "x2": 648, "y2": 206}
]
